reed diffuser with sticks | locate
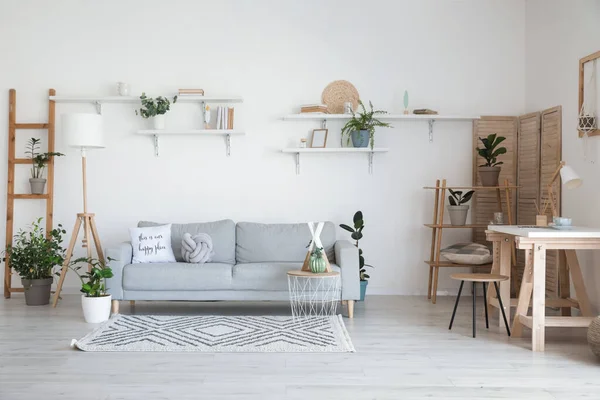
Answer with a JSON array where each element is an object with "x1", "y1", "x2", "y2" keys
[{"x1": 534, "y1": 198, "x2": 552, "y2": 226}]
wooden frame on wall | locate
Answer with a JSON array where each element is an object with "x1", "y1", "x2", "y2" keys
[{"x1": 578, "y1": 50, "x2": 600, "y2": 137}]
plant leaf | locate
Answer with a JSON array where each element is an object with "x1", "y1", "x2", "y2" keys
[
  {"x1": 449, "y1": 197, "x2": 457, "y2": 206},
  {"x1": 339, "y1": 224, "x2": 355, "y2": 233}
]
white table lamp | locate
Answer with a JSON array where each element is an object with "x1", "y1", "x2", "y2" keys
[
  {"x1": 548, "y1": 161, "x2": 582, "y2": 216},
  {"x1": 53, "y1": 113, "x2": 106, "y2": 307}
]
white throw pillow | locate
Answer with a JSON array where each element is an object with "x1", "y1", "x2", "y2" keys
[
  {"x1": 129, "y1": 224, "x2": 176, "y2": 264},
  {"x1": 440, "y1": 242, "x2": 493, "y2": 265}
]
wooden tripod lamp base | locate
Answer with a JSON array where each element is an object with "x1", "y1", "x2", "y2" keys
[{"x1": 52, "y1": 213, "x2": 104, "y2": 307}]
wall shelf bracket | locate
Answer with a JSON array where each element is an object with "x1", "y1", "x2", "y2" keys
[
  {"x1": 226, "y1": 134, "x2": 232, "y2": 156},
  {"x1": 295, "y1": 152, "x2": 300, "y2": 174},
  {"x1": 428, "y1": 119, "x2": 435, "y2": 142},
  {"x1": 95, "y1": 101, "x2": 102, "y2": 115},
  {"x1": 368, "y1": 152, "x2": 374, "y2": 174},
  {"x1": 321, "y1": 119, "x2": 327, "y2": 129},
  {"x1": 153, "y1": 135, "x2": 160, "y2": 157}
]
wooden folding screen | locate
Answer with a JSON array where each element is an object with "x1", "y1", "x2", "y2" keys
[{"x1": 472, "y1": 117, "x2": 518, "y2": 245}]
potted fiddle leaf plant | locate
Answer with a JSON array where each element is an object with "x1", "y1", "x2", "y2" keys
[
  {"x1": 341, "y1": 101, "x2": 391, "y2": 149},
  {"x1": 447, "y1": 189, "x2": 475, "y2": 226},
  {"x1": 3, "y1": 218, "x2": 66, "y2": 306},
  {"x1": 476, "y1": 133, "x2": 506, "y2": 186},
  {"x1": 340, "y1": 211, "x2": 373, "y2": 301},
  {"x1": 135, "y1": 92, "x2": 178, "y2": 130},
  {"x1": 69, "y1": 257, "x2": 114, "y2": 323},
  {"x1": 26, "y1": 138, "x2": 64, "y2": 194},
  {"x1": 309, "y1": 247, "x2": 327, "y2": 273}
]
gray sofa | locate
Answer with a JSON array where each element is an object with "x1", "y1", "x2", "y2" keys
[{"x1": 106, "y1": 220, "x2": 360, "y2": 317}]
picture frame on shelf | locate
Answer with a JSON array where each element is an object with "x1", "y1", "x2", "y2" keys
[{"x1": 310, "y1": 128, "x2": 328, "y2": 148}]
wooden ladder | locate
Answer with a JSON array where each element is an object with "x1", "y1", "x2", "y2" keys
[{"x1": 4, "y1": 89, "x2": 56, "y2": 298}]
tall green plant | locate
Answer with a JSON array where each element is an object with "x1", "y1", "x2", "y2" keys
[
  {"x1": 26, "y1": 138, "x2": 64, "y2": 179},
  {"x1": 341, "y1": 101, "x2": 391, "y2": 149},
  {"x1": 69, "y1": 257, "x2": 113, "y2": 297},
  {"x1": 3, "y1": 218, "x2": 66, "y2": 280},
  {"x1": 135, "y1": 93, "x2": 178, "y2": 118},
  {"x1": 340, "y1": 211, "x2": 373, "y2": 281},
  {"x1": 476, "y1": 133, "x2": 506, "y2": 167}
]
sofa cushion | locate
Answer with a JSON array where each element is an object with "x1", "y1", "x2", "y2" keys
[
  {"x1": 139, "y1": 220, "x2": 235, "y2": 264},
  {"x1": 232, "y1": 262, "x2": 340, "y2": 291},
  {"x1": 236, "y1": 222, "x2": 336, "y2": 263},
  {"x1": 123, "y1": 262, "x2": 233, "y2": 291}
]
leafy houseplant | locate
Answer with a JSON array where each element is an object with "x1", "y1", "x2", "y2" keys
[
  {"x1": 341, "y1": 101, "x2": 391, "y2": 149},
  {"x1": 135, "y1": 92, "x2": 178, "y2": 130},
  {"x1": 69, "y1": 257, "x2": 114, "y2": 323},
  {"x1": 309, "y1": 247, "x2": 327, "y2": 273},
  {"x1": 3, "y1": 218, "x2": 66, "y2": 306},
  {"x1": 26, "y1": 138, "x2": 64, "y2": 194},
  {"x1": 476, "y1": 133, "x2": 507, "y2": 186},
  {"x1": 340, "y1": 211, "x2": 373, "y2": 301},
  {"x1": 447, "y1": 189, "x2": 475, "y2": 226}
]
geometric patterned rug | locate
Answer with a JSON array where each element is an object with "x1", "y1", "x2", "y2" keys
[{"x1": 73, "y1": 315, "x2": 355, "y2": 352}]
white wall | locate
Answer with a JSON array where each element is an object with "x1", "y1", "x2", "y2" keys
[
  {"x1": 0, "y1": 0, "x2": 526, "y2": 295},
  {"x1": 525, "y1": 0, "x2": 600, "y2": 311}
]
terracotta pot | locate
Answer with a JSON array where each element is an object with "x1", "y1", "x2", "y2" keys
[
  {"x1": 447, "y1": 205, "x2": 469, "y2": 226},
  {"x1": 478, "y1": 166, "x2": 501, "y2": 187}
]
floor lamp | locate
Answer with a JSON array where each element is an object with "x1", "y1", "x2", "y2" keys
[
  {"x1": 53, "y1": 114, "x2": 106, "y2": 307},
  {"x1": 547, "y1": 161, "x2": 582, "y2": 217}
]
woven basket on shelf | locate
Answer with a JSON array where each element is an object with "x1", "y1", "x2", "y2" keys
[
  {"x1": 321, "y1": 80, "x2": 360, "y2": 114},
  {"x1": 588, "y1": 317, "x2": 600, "y2": 357}
]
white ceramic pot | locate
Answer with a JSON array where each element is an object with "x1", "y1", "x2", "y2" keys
[
  {"x1": 152, "y1": 114, "x2": 166, "y2": 130},
  {"x1": 81, "y1": 294, "x2": 112, "y2": 323}
]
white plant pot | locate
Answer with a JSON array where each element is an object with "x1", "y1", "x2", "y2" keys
[
  {"x1": 153, "y1": 114, "x2": 166, "y2": 130},
  {"x1": 81, "y1": 294, "x2": 112, "y2": 323}
]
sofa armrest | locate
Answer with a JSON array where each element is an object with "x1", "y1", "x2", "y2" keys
[
  {"x1": 335, "y1": 240, "x2": 360, "y2": 300},
  {"x1": 105, "y1": 242, "x2": 133, "y2": 300}
]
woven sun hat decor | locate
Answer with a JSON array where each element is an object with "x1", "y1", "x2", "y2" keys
[
  {"x1": 321, "y1": 80, "x2": 360, "y2": 114},
  {"x1": 587, "y1": 317, "x2": 600, "y2": 358}
]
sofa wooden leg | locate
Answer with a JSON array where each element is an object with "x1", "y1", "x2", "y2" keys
[
  {"x1": 129, "y1": 300, "x2": 135, "y2": 307},
  {"x1": 111, "y1": 300, "x2": 120, "y2": 314},
  {"x1": 347, "y1": 300, "x2": 355, "y2": 318}
]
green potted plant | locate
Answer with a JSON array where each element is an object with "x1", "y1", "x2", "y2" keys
[
  {"x1": 26, "y1": 138, "x2": 64, "y2": 194},
  {"x1": 3, "y1": 218, "x2": 66, "y2": 306},
  {"x1": 447, "y1": 189, "x2": 475, "y2": 226},
  {"x1": 340, "y1": 211, "x2": 373, "y2": 301},
  {"x1": 135, "y1": 92, "x2": 178, "y2": 130},
  {"x1": 341, "y1": 101, "x2": 391, "y2": 149},
  {"x1": 476, "y1": 133, "x2": 507, "y2": 186},
  {"x1": 309, "y1": 247, "x2": 327, "y2": 273},
  {"x1": 69, "y1": 257, "x2": 114, "y2": 323}
]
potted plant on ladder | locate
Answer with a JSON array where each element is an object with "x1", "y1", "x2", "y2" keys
[
  {"x1": 3, "y1": 218, "x2": 66, "y2": 306},
  {"x1": 447, "y1": 189, "x2": 475, "y2": 226},
  {"x1": 26, "y1": 138, "x2": 64, "y2": 194},
  {"x1": 69, "y1": 257, "x2": 114, "y2": 323},
  {"x1": 340, "y1": 211, "x2": 373, "y2": 301},
  {"x1": 476, "y1": 133, "x2": 507, "y2": 187},
  {"x1": 136, "y1": 93, "x2": 178, "y2": 130}
]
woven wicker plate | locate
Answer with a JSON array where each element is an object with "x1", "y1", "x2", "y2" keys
[{"x1": 321, "y1": 80, "x2": 360, "y2": 114}]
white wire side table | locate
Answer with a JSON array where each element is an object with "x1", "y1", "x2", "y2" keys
[{"x1": 287, "y1": 270, "x2": 341, "y2": 319}]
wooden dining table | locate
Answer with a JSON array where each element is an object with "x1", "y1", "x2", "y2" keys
[{"x1": 485, "y1": 225, "x2": 597, "y2": 352}]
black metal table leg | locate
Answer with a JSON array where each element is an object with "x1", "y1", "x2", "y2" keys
[
  {"x1": 472, "y1": 282, "x2": 476, "y2": 338},
  {"x1": 483, "y1": 282, "x2": 489, "y2": 329},
  {"x1": 449, "y1": 280, "x2": 464, "y2": 330},
  {"x1": 494, "y1": 281, "x2": 511, "y2": 336}
]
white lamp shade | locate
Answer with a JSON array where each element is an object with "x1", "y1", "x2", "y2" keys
[
  {"x1": 560, "y1": 165, "x2": 582, "y2": 189},
  {"x1": 62, "y1": 113, "x2": 105, "y2": 149}
]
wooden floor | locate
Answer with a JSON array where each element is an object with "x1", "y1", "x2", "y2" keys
[{"x1": 0, "y1": 294, "x2": 598, "y2": 400}]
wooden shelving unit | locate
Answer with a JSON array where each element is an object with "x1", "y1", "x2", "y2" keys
[
  {"x1": 424, "y1": 179, "x2": 518, "y2": 304},
  {"x1": 281, "y1": 148, "x2": 388, "y2": 174}
]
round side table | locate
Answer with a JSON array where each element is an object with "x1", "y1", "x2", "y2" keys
[{"x1": 286, "y1": 270, "x2": 341, "y2": 319}]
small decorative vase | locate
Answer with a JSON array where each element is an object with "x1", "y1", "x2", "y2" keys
[
  {"x1": 351, "y1": 130, "x2": 370, "y2": 148},
  {"x1": 152, "y1": 114, "x2": 166, "y2": 130},
  {"x1": 21, "y1": 278, "x2": 53, "y2": 306},
  {"x1": 447, "y1": 205, "x2": 470, "y2": 226},
  {"x1": 310, "y1": 255, "x2": 327, "y2": 273},
  {"x1": 81, "y1": 294, "x2": 112, "y2": 323},
  {"x1": 29, "y1": 178, "x2": 46, "y2": 194},
  {"x1": 359, "y1": 280, "x2": 368, "y2": 301},
  {"x1": 536, "y1": 215, "x2": 548, "y2": 226},
  {"x1": 587, "y1": 317, "x2": 600, "y2": 358},
  {"x1": 478, "y1": 166, "x2": 501, "y2": 187}
]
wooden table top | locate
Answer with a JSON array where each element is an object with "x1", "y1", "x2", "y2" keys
[{"x1": 487, "y1": 225, "x2": 600, "y2": 239}]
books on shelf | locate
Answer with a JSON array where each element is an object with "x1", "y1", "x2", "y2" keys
[
  {"x1": 413, "y1": 108, "x2": 438, "y2": 115},
  {"x1": 300, "y1": 104, "x2": 328, "y2": 114},
  {"x1": 178, "y1": 88, "x2": 205, "y2": 96},
  {"x1": 216, "y1": 106, "x2": 235, "y2": 130}
]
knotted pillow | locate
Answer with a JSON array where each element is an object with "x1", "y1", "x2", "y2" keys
[{"x1": 181, "y1": 232, "x2": 214, "y2": 263}]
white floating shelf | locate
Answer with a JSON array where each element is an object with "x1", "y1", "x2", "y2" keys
[
  {"x1": 136, "y1": 130, "x2": 245, "y2": 157},
  {"x1": 281, "y1": 147, "x2": 389, "y2": 174},
  {"x1": 282, "y1": 113, "x2": 479, "y2": 142}
]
